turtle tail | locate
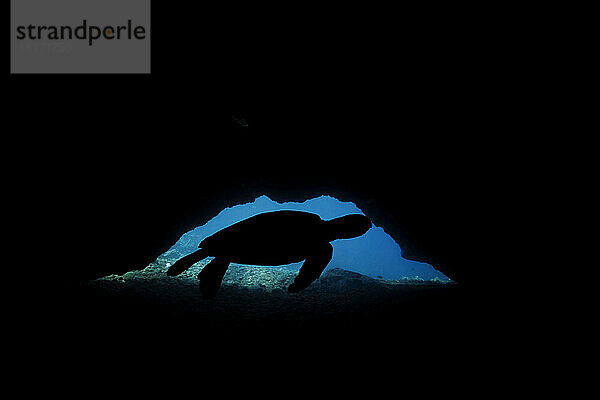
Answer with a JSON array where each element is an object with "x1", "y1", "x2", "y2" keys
[{"x1": 167, "y1": 248, "x2": 208, "y2": 276}]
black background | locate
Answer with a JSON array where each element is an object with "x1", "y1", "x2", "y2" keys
[{"x1": 4, "y1": 1, "x2": 521, "y2": 394}]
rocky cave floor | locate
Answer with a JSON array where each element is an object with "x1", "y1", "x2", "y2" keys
[{"x1": 79, "y1": 257, "x2": 460, "y2": 338}]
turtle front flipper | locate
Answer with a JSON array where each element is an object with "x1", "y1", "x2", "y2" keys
[
  {"x1": 288, "y1": 242, "x2": 333, "y2": 293},
  {"x1": 198, "y1": 257, "x2": 231, "y2": 299}
]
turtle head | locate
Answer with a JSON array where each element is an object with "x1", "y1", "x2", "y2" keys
[{"x1": 325, "y1": 214, "x2": 372, "y2": 240}]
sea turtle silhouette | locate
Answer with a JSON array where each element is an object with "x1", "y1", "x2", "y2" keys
[{"x1": 167, "y1": 210, "x2": 371, "y2": 298}]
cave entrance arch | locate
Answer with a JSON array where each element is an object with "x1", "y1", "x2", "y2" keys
[{"x1": 160, "y1": 195, "x2": 450, "y2": 282}]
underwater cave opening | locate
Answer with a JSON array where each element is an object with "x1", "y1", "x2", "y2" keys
[
  {"x1": 158, "y1": 195, "x2": 450, "y2": 283},
  {"x1": 88, "y1": 194, "x2": 458, "y2": 338}
]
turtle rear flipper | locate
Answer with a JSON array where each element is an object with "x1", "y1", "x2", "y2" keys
[
  {"x1": 288, "y1": 243, "x2": 333, "y2": 293},
  {"x1": 167, "y1": 248, "x2": 208, "y2": 276},
  {"x1": 198, "y1": 257, "x2": 231, "y2": 299}
]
